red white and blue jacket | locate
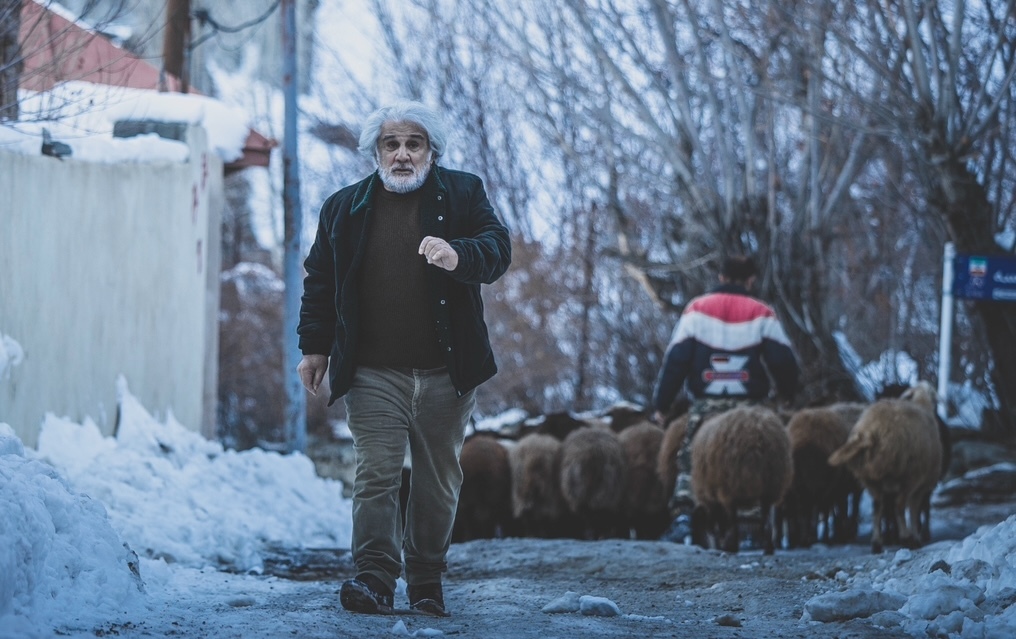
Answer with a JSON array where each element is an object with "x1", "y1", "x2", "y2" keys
[{"x1": 652, "y1": 284, "x2": 799, "y2": 413}]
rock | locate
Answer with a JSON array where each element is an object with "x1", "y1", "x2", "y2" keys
[{"x1": 803, "y1": 589, "x2": 907, "y2": 622}]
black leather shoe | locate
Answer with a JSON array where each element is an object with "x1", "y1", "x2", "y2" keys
[
  {"x1": 339, "y1": 573, "x2": 394, "y2": 615},
  {"x1": 408, "y1": 582, "x2": 450, "y2": 617}
]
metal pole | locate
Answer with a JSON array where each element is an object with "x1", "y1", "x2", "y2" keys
[
  {"x1": 281, "y1": 0, "x2": 306, "y2": 453},
  {"x1": 937, "y1": 242, "x2": 955, "y2": 421}
]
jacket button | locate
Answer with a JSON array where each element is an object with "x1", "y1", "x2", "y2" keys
[
  {"x1": 440, "y1": 299, "x2": 446, "y2": 304},
  {"x1": 438, "y1": 216, "x2": 443, "y2": 221},
  {"x1": 447, "y1": 347, "x2": 452, "y2": 351},
  {"x1": 437, "y1": 195, "x2": 443, "y2": 201}
]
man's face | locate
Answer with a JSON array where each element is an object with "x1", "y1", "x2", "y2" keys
[{"x1": 377, "y1": 121, "x2": 432, "y2": 193}]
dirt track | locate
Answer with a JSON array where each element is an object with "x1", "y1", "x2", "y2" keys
[{"x1": 235, "y1": 498, "x2": 1013, "y2": 639}]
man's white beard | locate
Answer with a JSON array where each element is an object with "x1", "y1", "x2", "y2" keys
[{"x1": 379, "y1": 158, "x2": 432, "y2": 193}]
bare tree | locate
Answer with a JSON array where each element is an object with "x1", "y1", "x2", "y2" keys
[
  {"x1": 341, "y1": 0, "x2": 1014, "y2": 426},
  {"x1": 0, "y1": 0, "x2": 22, "y2": 120},
  {"x1": 826, "y1": 0, "x2": 1016, "y2": 429},
  {"x1": 488, "y1": 0, "x2": 883, "y2": 403}
]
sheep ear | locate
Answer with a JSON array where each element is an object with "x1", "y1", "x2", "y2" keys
[{"x1": 828, "y1": 432, "x2": 872, "y2": 466}]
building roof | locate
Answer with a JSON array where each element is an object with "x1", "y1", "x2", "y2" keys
[{"x1": 18, "y1": 0, "x2": 274, "y2": 171}]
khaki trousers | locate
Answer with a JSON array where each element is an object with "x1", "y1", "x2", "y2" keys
[{"x1": 344, "y1": 366, "x2": 475, "y2": 592}]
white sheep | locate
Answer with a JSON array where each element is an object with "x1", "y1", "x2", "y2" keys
[
  {"x1": 828, "y1": 381, "x2": 942, "y2": 553},
  {"x1": 690, "y1": 405, "x2": 793, "y2": 555}
]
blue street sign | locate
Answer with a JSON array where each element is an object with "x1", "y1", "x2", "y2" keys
[{"x1": 953, "y1": 253, "x2": 1016, "y2": 302}]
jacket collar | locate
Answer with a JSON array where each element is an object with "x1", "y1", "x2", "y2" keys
[
  {"x1": 349, "y1": 165, "x2": 447, "y2": 215},
  {"x1": 712, "y1": 283, "x2": 752, "y2": 296}
]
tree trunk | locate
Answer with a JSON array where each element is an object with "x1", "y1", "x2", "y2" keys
[
  {"x1": 573, "y1": 203, "x2": 598, "y2": 411},
  {"x1": 770, "y1": 232, "x2": 864, "y2": 406},
  {"x1": 0, "y1": 0, "x2": 22, "y2": 120},
  {"x1": 933, "y1": 153, "x2": 1016, "y2": 434},
  {"x1": 163, "y1": 0, "x2": 190, "y2": 92}
]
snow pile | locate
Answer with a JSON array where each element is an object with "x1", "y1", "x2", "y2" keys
[
  {"x1": 804, "y1": 517, "x2": 1016, "y2": 637},
  {"x1": 0, "y1": 423, "x2": 145, "y2": 637},
  {"x1": 32, "y1": 378, "x2": 352, "y2": 573}
]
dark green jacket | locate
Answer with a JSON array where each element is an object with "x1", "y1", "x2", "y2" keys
[{"x1": 297, "y1": 166, "x2": 512, "y2": 404}]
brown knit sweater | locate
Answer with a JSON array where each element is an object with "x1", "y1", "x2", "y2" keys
[{"x1": 355, "y1": 187, "x2": 444, "y2": 369}]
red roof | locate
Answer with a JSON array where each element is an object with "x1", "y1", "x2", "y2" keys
[{"x1": 18, "y1": 0, "x2": 274, "y2": 170}]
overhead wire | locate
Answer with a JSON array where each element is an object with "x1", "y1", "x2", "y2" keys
[{"x1": 190, "y1": 1, "x2": 283, "y2": 48}]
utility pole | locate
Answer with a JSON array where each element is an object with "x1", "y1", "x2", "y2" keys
[
  {"x1": 163, "y1": 0, "x2": 191, "y2": 92},
  {"x1": 281, "y1": 0, "x2": 306, "y2": 453}
]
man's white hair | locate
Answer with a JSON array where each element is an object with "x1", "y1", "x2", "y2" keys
[{"x1": 357, "y1": 100, "x2": 447, "y2": 161}]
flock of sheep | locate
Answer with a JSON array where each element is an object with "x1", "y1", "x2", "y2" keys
[{"x1": 447, "y1": 381, "x2": 950, "y2": 555}]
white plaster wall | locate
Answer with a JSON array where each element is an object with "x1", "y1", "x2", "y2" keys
[{"x1": 0, "y1": 125, "x2": 222, "y2": 447}]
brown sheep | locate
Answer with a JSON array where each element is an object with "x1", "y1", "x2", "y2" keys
[
  {"x1": 825, "y1": 402, "x2": 867, "y2": 542},
  {"x1": 452, "y1": 434, "x2": 513, "y2": 542},
  {"x1": 780, "y1": 405, "x2": 861, "y2": 548},
  {"x1": 618, "y1": 421, "x2": 669, "y2": 539},
  {"x1": 877, "y1": 383, "x2": 952, "y2": 544},
  {"x1": 656, "y1": 413, "x2": 689, "y2": 507},
  {"x1": 508, "y1": 433, "x2": 566, "y2": 538},
  {"x1": 690, "y1": 405, "x2": 793, "y2": 555},
  {"x1": 559, "y1": 426, "x2": 628, "y2": 540},
  {"x1": 828, "y1": 381, "x2": 943, "y2": 553}
]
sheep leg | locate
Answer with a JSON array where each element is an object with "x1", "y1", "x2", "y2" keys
[
  {"x1": 881, "y1": 491, "x2": 900, "y2": 544},
  {"x1": 902, "y1": 493, "x2": 923, "y2": 549},
  {"x1": 847, "y1": 488, "x2": 861, "y2": 541},
  {"x1": 691, "y1": 504, "x2": 712, "y2": 549},
  {"x1": 919, "y1": 493, "x2": 932, "y2": 543},
  {"x1": 870, "y1": 492, "x2": 884, "y2": 554},
  {"x1": 831, "y1": 493, "x2": 849, "y2": 543},
  {"x1": 718, "y1": 506, "x2": 739, "y2": 553},
  {"x1": 762, "y1": 502, "x2": 776, "y2": 555}
]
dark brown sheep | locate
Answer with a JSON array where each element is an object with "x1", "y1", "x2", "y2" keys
[
  {"x1": 508, "y1": 433, "x2": 566, "y2": 538},
  {"x1": 781, "y1": 405, "x2": 861, "y2": 547},
  {"x1": 523, "y1": 411, "x2": 589, "y2": 441},
  {"x1": 452, "y1": 434, "x2": 513, "y2": 542},
  {"x1": 618, "y1": 421, "x2": 669, "y2": 539},
  {"x1": 690, "y1": 405, "x2": 793, "y2": 555},
  {"x1": 559, "y1": 426, "x2": 628, "y2": 540},
  {"x1": 603, "y1": 403, "x2": 653, "y2": 433}
]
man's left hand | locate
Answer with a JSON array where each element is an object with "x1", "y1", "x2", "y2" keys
[{"x1": 419, "y1": 236, "x2": 459, "y2": 271}]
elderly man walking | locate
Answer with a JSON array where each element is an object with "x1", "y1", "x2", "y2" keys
[{"x1": 297, "y1": 101, "x2": 511, "y2": 617}]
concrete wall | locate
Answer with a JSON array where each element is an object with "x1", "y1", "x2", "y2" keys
[{"x1": 0, "y1": 125, "x2": 222, "y2": 447}]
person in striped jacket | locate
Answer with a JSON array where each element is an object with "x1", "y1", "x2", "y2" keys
[{"x1": 652, "y1": 255, "x2": 799, "y2": 543}]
